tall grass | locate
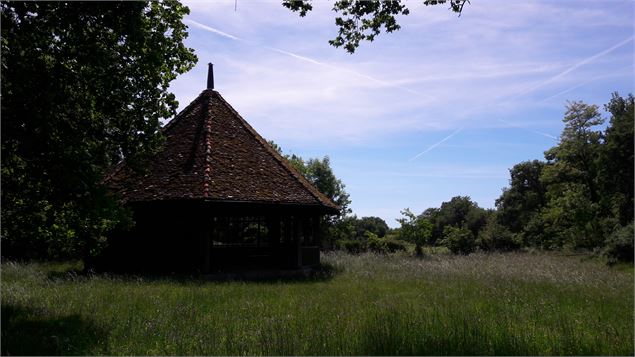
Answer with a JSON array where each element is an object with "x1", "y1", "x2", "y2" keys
[{"x1": 2, "y1": 252, "x2": 633, "y2": 355}]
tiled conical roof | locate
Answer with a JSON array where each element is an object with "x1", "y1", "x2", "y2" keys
[{"x1": 104, "y1": 89, "x2": 338, "y2": 212}]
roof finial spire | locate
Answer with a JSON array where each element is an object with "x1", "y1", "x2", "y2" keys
[{"x1": 207, "y1": 63, "x2": 214, "y2": 90}]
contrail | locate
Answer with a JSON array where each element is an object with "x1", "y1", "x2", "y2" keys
[
  {"x1": 540, "y1": 64, "x2": 635, "y2": 103},
  {"x1": 512, "y1": 35, "x2": 634, "y2": 99},
  {"x1": 496, "y1": 118, "x2": 558, "y2": 140},
  {"x1": 408, "y1": 127, "x2": 464, "y2": 161},
  {"x1": 185, "y1": 19, "x2": 243, "y2": 41},
  {"x1": 185, "y1": 19, "x2": 426, "y2": 96},
  {"x1": 540, "y1": 82, "x2": 587, "y2": 103},
  {"x1": 446, "y1": 39, "x2": 635, "y2": 149},
  {"x1": 186, "y1": 18, "x2": 618, "y2": 158},
  {"x1": 265, "y1": 47, "x2": 324, "y2": 66}
]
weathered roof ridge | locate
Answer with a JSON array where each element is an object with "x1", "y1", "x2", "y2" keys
[
  {"x1": 210, "y1": 91, "x2": 338, "y2": 210},
  {"x1": 161, "y1": 89, "x2": 212, "y2": 132},
  {"x1": 202, "y1": 92, "x2": 214, "y2": 198},
  {"x1": 102, "y1": 90, "x2": 213, "y2": 185},
  {"x1": 103, "y1": 88, "x2": 339, "y2": 212}
]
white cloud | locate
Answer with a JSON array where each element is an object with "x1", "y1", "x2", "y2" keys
[{"x1": 170, "y1": 0, "x2": 634, "y2": 145}]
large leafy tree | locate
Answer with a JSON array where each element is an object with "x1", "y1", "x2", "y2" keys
[
  {"x1": 422, "y1": 196, "x2": 487, "y2": 244},
  {"x1": 279, "y1": 151, "x2": 351, "y2": 219},
  {"x1": 539, "y1": 101, "x2": 606, "y2": 248},
  {"x1": 268, "y1": 142, "x2": 352, "y2": 218},
  {"x1": 268, "y1": 141, "x2": 352, "y2": 248},
  {"x1": 396, "y1": 208, "x2": 432, "y2": 256},
  {"x1": 495, "y1": 160, "x2": 547, "y2": 245},
  {"x1": 283, "y1": 0, "x2": 469, "y2": 53},
  {"x1": 1, "y1": 1, "x2": 197, "y2": 260},
  {"x1": 599, "y1": 93, "x2": 634, "y2": 226},
  {"x1": 354, "y1": 216, "x2": 389, "y2": 238}
]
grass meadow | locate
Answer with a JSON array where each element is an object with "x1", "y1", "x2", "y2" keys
[{"x1": 1, "y1": 251, "x2": 633, "y2": 355}]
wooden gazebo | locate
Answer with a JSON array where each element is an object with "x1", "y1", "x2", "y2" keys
[{"x1": 99, "y1": 64, "x2": 338, "y2": 273}]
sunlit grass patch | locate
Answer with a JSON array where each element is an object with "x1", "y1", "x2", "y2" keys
[{"x1": 2, "y1": 252, "x2": 632, "y2": 355}]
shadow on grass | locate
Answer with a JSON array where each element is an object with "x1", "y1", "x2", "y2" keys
[
  {"x1": 46, "y1": 262, "x2": 341, "y2": 285},
  {"x1": 1, "y1": 304, "x2": 108, "y2": 356},
  {"x1": 202, "y1": 261, "x2": 342, "y2": 283}
]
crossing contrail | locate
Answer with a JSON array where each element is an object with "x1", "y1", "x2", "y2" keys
[
  {"x1": 185, "y1": 19, "x2": 426, "y2": 96},
  {"x1": 496, "y1": 118, "x2": 558, "y2": 140},
  {"x1": 185, "y1": 19, "x2": 243, "y2": 41},
  {"x1": 540, "y1": 64, "x2": 635, "y2": 103},
  {"x1": 512, "y1": 35, "x2": 634, "y2": 99},
  {"x1": 185, "y1": 19, "x2": 629, "y2": 159}
]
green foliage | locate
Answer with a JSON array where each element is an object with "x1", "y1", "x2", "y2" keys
[
  {"x1": 283, "y1": 0, "x2": 468, "y2": 53},
  {"x1": 542, "y1": 101, "x2": 604, "y2": 203},
  {"x1": 337, "y1": 239, "x2": 365, "y2": 254},
  {"x1": 355, "y1": 216, "x2": 389, "y2": 238},
  {"x1": 602, "y1": 222, "x2": 634, "y2": 264},
  {"x1": 493, "y1": 93, "x2": 634, "y2": 257},
  {"x1": 304, "y1": 156, "x2": 352, "y2": 218},
  {"x1": 539, "y1": 183, "x2": 606, "y2": 249},
  {"x1": 422, "y1": 196, "x2": 487, "y2": 244},
  {"x1": 396, "y1": 208, "x2": 432, "y2": 256},
  {"x1": 0, "y1": 1, "x2": 197, "y2": 260},
  {"x1": 289, "y1": 154, "x2": 352, "y2": 248},
  {"x1": 367, "y1": 232, "x2": 407, "y2": 253},
  {"x1": 496, "y1": 160, "x2": 547, "y2": 235},
  {"x1": 272, "y1": 144, "x2": 351, "y2": 219},
  {"x1": 267, "y1": 141, "x2": 354, "y2": 249},
  {"x1": 477, "y1": 213, "x2": 521, "y2": 252},
  {"x1": 440, "y1": 226, "x2": 475, "y2": 254},
  {"x1": 538, "y1": 100, "x2": 611, "y2": 249},
  {"x1": 599, "y1": 93, "x2": 634, "y2": 225}
]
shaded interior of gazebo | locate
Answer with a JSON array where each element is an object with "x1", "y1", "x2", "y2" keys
[
  {"x1": 102, "y1": 200, "x2": 328, "y2": 273},
  {"x1": 99, "y1": 67, "x2": 338, "y2": 273}
]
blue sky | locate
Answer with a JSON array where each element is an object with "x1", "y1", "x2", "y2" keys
[{"x1": 169, "y1": 0, "x2": 634, "y2": 227}]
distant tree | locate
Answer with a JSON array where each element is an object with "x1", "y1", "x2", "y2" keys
[
  {"x1": 355, "y1": 216, "x2": 389, "y2": 238},
  {"x1": 598, "y1": 93, "x2": 634, "y2": 226},
  {"x1": 397, "y1": 208, "x2": 432, "y2": 256},
  {"x1": 477, "y1": 211, "x2": 520, "y2": 252},
  {"x1": 539, "y1": 101, "x2": 606, "y2": 248},
  {"x1": 304, "y1": 157, "x2": 352, "y2": 218},
  {"x1": 602, "y1": 222, "x2": 634, "y2": 264},
  {"x1": 492, "y1": 93, "x2": 633, "y2": 255},
  {"x1": 1, "y1": 1, "x2": 197, "y2": 260},
  {"x1": 269, "y1": 141, "x2": 351, "y2": 219},
  {"x1": 439, "y1": 225, "x2": 475, "y2": 254},
  {"x1": 283, "y1": 0, "x2": 469, "y2": 53},
  {"x1": 420, "y1": 207, "x2": 442, "y2": 244},
  {"x1": 495, "y1": 160, "x2": 547, "y2": 245},
  {"x1": 329, "y1": 216, "x2": 357, "y2": 241},
  {"x1": 423, "y1": 196, "x2": 487, "y2": 244},
  {"x1": 266, "y1": 140, "x2": 353, "y2": 248}
]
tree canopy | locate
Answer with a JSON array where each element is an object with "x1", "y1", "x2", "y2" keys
[
  {"x1": 1, "y1": 1, "x2": 197, "y2": 259},
  {"x1": 493, "y1": 93, "x2": 633, "y2": 257},
  {"x1": 389, "y1": 95, "x2": 633, "y2": 262},
  {"x1": 283, "y1": 0, "x2": 468, "y2": 53}
]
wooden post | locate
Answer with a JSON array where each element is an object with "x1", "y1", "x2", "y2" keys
[
  {"x1": 266, "y1": 215, "x2": 281, "y2": 247},
  {"x1": 202, "y1": 221, "x2": 211, "y2": 274},
  {"x1": 295, "y1": 216, "x2": 303, "y2": 267}
]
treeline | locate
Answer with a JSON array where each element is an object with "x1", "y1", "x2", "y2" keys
[
  {"x1": 295, "y1": 93, "x2": 633, "y2": 263},
  {"x1": 492, "y1": 93, "x2": 634, "y2": 262}
]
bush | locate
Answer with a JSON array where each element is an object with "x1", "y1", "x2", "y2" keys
[
  {"x1": 477, "y1": 215, "x2": 522, "y2": 251},
  {"x1": 439, "y1": 226, "x2": 476, "y2": 254},
  {"x1": 603, "y1": 222, "x2": 634, "y2": 264},
  {"x1": 337, "y1": 239, "x2": 365, "y2": 254},
  {"x1": 368, "y1": 235, "x2": 407, "y2": 254},
  {"x1": 385, "y1": 239, "x2": 408, "y2": 253}
]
